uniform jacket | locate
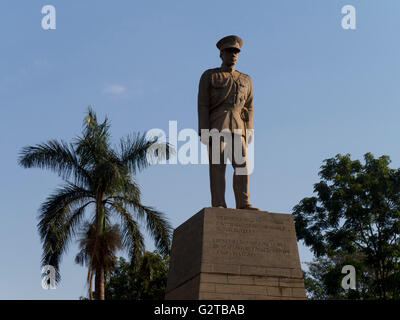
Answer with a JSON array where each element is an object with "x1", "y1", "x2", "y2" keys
[{"x1": 197, "y1": 66, "x2": 254, "y2": 137}]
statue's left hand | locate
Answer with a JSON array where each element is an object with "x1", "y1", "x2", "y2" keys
[{"x1": 246, "y1": 129, "x2": 254, "y2": 145}]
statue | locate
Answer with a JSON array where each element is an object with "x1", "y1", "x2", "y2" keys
[{"x1": 197, "y1": 35, "x2": 259, "y2": 210}]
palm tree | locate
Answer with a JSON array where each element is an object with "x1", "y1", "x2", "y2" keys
[{"x1": 18, "y1": 107, "x2": 173, "y2": 300}]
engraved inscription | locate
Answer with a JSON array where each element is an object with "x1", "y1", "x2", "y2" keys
[
  {"x1": 212, "y1": 238, "x2": 291, "y2": 257},
  {"x1": 215, "y1": 214, "x2": 289, "y2": 234}
]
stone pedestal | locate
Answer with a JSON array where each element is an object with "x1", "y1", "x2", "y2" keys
[{"x1": 165, "y1": 207, "x2": 306, "y2": 300}]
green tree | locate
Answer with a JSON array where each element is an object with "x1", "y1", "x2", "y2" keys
[
  {"x1": 293, "y1": 153, "x2": 400, "y2": 299},
  {"x1": 19, "y1": 108, "x2": 174, "y2": 300},
  {"x1": 104, "y1": 251, "x2": 169, "y2": 300},
  {"x1": 303, "y1": 252, "x2": 374, "y2": 299}
]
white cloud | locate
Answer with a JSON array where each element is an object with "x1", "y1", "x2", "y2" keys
[{"x1": 103, "y1": 84, "x2": 127, "y2": 96}]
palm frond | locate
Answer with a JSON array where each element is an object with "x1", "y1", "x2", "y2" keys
[
  {"x1": 120, "y1": 133, "x2": 175, "y2": 174},
  {"x1": 18, "y1": 140, "x2": 92, "y2": 187},
  {"x1": 136, "y1": 205, "x2": 172, "y2": 255},
  {"x1": 38, "y1": 184, "x2": 93, "y2": 281},
  {"x1": 74, "y1": 107, "x2": 112, "y2": 168},
  {"x1": 107, "y1": 200, "x2": 145, "y2": 262},
  {"x1": 107, "y1": 195, "x2": 171, "y2": 255}
]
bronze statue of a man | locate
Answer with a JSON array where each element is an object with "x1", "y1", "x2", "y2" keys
[{"x1": 197, "y1": 35, "x2": 259, "y2": 210}]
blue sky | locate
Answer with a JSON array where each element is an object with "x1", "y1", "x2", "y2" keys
[{"x1": 1, "y1": 0, "x2": 399, "y2": 299}]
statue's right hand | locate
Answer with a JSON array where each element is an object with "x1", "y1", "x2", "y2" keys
[{"x1": 200, "y1": 135, "x2": 209, "y2": 145}]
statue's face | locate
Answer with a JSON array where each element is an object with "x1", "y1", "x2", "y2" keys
[{"x1": 220, "y1": 48, "x2": 239, "y2": 66}]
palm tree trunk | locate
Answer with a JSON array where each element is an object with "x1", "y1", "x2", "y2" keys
[
  {"x1": 94, "y1": 195, "x2": 106, "y2": 300},
  {"x1": 88, "y1": 266, "x2": 93, "y2": 300},
  {"x1": 94, "y1": 265, "x2": 105, "y2": 300}
]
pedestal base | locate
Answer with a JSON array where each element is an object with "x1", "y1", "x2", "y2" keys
[{"x1": 165, "y1": 207, "x2": 306, "y2": 300}]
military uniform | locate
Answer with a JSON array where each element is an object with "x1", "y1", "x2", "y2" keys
[
  {"x1": 197, "y1": 35, "x2": 258, "y2": 210},
  {"x1": 197, "y1": 67, "x2": 253, "y2": 139}
]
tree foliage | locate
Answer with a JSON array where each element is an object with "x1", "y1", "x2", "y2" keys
[
  {"x1": 294, "y1": 153, "x2": 400, "y2": 299},
  {"x1": 303, "y1": 252, "x2": 377, "y2": 299},
  {"x1": 104, "y1": 251, "x2": 169, "y2": 300}
]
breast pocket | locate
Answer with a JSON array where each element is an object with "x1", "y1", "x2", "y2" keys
[
  {"x1": 238, "y1": 81, "x2": 249, "y2": 104},
  {"x1": 210, "y1": 74, "x2": 231, "y2": 104},
  {"x1": 211, "y1": 74, "x2": 230, "y2": 88}
]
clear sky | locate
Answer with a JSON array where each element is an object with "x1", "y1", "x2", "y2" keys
[{"x1": 1, "y1": 0, "x2": 399, "y2": 299}]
